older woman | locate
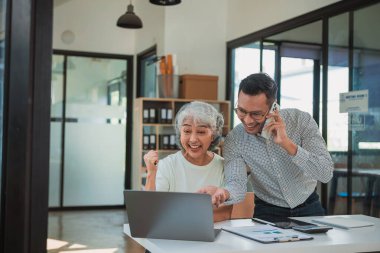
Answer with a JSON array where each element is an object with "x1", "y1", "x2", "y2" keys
[
  {"x1": 144, "y1": 101, "x2": 224, "y2": 192},
  {"x1": 143, "y1": 101, "x2": 254, "y2": 221}
]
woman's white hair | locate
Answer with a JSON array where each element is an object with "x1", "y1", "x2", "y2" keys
[{"x1": 174, "y1": 101, "x2": 224, "y2": 150}]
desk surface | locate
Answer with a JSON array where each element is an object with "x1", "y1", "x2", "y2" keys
[{"x1": 123, "y1": 215, "x2": 380, "y2": 253}]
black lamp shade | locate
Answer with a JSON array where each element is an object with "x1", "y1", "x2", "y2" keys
[
  {"x1": 117, "y1": 4, "x2": 143, "y2": 29},
  {"x1": 150, "y1": 0, "x2": 181, "y2": 6}
]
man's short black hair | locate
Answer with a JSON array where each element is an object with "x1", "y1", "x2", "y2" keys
[{"x1": 238, "y1": 73, "x2": 278, "y2": 105}]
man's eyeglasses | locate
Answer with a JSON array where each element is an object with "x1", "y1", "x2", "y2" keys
[{"x1": 234, "y1": 107, "x2": 267, "y2": 121}]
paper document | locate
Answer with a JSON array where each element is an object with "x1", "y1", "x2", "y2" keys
[
  {"x1": 222, "y1": 224, "x2": 313, "y2": 244},
  {"x1": 312, "y1": 217, "x2": 374, "y2": 229}
]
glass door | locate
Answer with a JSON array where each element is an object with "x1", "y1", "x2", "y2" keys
[
  {"x1": 279, "y1": 57, "x2": 316, "y2": 117},
  {"x1": 49, "y1": 55, "x2": 65, "y2": 207},
  {"x1": 265, "y1": 21, "x2": 323, "y2": 121},
  {"x1": 231, "y1": 25, "x2": 323, "y2": 127},
  {"x1": 50, "y1": 52, "x2": 132, "y2": 207},
  {"x1": 137, "y1": 46, "x2": 157, "y2": 98},
  {"x1": 231, "y1": 41, "x2": 262, "y2": 127}
]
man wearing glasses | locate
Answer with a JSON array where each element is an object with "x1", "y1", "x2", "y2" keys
[{"x1": 199, "y1": 73, "x2": 334, "y2": 219}]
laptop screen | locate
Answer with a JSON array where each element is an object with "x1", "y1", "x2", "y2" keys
[{"x1": 124, "y1": 190, "x2": 217, "y2": 242}]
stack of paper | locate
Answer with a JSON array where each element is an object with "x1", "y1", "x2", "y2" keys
[{"x1": 312, "y1": 217, "x2": 374, "y2": 229}]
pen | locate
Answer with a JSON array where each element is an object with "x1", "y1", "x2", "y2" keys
[
  {"x1": 252, "y1": 218, "x2": 276, "y2": 226},
  {"x1": 274, "y1": 236, "x2": 300, "y2": 242}
]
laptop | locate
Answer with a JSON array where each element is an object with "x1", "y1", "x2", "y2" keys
[{"x1": 124, "y1": 190, "x2": 219, "y2": 242}]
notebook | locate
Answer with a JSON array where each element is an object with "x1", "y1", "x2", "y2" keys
[
  {"x1": 124, "y1": 190, "x2": 219, "y2": 242},
  {"x1": 312, "y1": 216, "x2": 374, "y2": 229},
  {"x1": 222, "y1": 224, "x2": 313, "y2": 243}
]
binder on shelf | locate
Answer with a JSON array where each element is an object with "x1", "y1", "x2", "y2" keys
[
  {"x1": 166, "y1": 108, "x2": 173, "y2": 124},
  {"x1": 143, "y1": 109, "x2": 149, "y2": 123},
  {"x1": 159, "y1": 108, "x2": 167, "y2": 123},
  {"x1": 162, "y1": 135, "x2": 170, "y2": 150},
  {"x1": 149, "y1": 134, "x2": 156, "y2": 150},
  {"x1": 143, "y1": 135, "x2": 150, "y2": 150},
  {"x1": 149, "y1": 108, "x2": 156, "y2": 123},
  {"x1": 169, "y1": 134, "x2": 176, "y2": 149}
]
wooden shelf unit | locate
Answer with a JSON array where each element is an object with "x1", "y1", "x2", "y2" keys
[{"x1": 131, "y1": 97, "x2": 231, "y2": 190}]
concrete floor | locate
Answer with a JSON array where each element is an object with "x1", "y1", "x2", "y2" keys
[{"x1": 47, "y1": 209, "x2": 145, "y2": 253}]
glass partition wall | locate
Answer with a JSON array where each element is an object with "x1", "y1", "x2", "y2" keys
[
  {"x1": 227, "y1": 0, "x2": 380, "y2": 217},
  {"x1": 327, "y1": 12, "x2": 350, "y2": 215},
  {"x1": 50, "y1": 51, "x2": 133, "y2": 208},
  {"x1": 351, "y1": 4, "x2": 380, "y2": 216},
  {"x1": 327, "y1": 3, "x2": 380, "y2": 217}
]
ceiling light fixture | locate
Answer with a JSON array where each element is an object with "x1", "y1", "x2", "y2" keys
[
  {"x1": 150, "y1": 0, "x2": 181, "y2": 6},
  {"x1": 117, "y1": 0, "x2": 143, "y2": 29}
]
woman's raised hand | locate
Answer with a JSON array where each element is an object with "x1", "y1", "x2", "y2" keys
[{"x1": 143, "y1": 150, "x2": 159, "y2": 174}]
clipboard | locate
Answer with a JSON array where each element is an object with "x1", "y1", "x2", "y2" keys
[{"x1": 222, "y1": 225, "x2": 313, "y2": 244}]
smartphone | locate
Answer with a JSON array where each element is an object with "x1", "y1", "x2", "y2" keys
[
  {"x1": 261, "y1": 101, "x2": 280, "y2": 139},
  {"x1": 252, "y1": 217, "x2": 315, "y2": 229},
  {"x1": 292, "y1": 225, "x2": 333, "y2": 234}
]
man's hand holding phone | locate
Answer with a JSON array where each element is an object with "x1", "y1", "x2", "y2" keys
[
  {"x1": 262, "y1": 103, "x2": 298, "y2": 156},
  {"x1": 261, "y1": 102, "x2": 279, "y2": 139}
]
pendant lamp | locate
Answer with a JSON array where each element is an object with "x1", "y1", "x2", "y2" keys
[
  {"x1": 117, "y1": 1, "x2": 143, "y2": 29},
  {"x1": 150, "y1": 0, "x2": 181, "y2": 6}
]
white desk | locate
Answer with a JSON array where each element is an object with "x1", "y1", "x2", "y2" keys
[{"x1": 123, "y1": 215, "x2": 380, "y2": 253}]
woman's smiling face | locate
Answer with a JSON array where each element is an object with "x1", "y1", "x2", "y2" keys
[{"x1": 180, "y1": 118, "x2": 213, "y2": 164}]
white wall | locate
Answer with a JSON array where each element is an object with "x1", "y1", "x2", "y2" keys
[
  {"x1": 226, "y1": 0, "x2": 341, "y2": 41},
  {"x1": 53, "y1": 0, "x2": 136, "y2": 54},
  {"x1": 134, "y1": 1, "x2": 165, "y2": 55},
  {"x1": 161, "y1": 0, "x2": 228, "y2": 99}
]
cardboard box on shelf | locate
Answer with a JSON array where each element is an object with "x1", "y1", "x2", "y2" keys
[{"x1": 179, "y1": 74, "x2": 218, "y2": 100}]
